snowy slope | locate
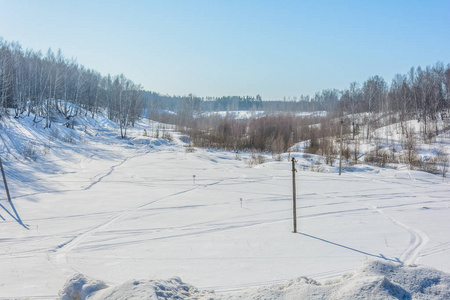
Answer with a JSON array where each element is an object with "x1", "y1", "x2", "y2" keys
[{"x1": 0, "y1": 111, "x2": 449, "y2": 299}]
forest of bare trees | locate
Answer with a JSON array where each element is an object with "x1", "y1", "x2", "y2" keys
[
  {"x1": 173, "y1": 62, "x2": 450, "y2": 176},
  {"x1": 0, "y1": 38, "x2": 143, "y2": 138},
  {"x1": 1, "y1": 37, "x2": 449, "y2": 173}
]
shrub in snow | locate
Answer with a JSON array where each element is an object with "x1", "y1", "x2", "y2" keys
[
  {"x1": 49, "y1": 127, "x2": 60, "y2": 141},
  {"x1": 62, "y1": 132, "x2": 76, "y2": 143},
  {"x1": 185, "y1": 147, "x2": 196, "y2": 153},
  {"x1": 22, "y1": 143, "x2": 39, "y2": 161},
  {"x1": 436, "y1": 149, "x2": 449, "y2": 177},
  {"x1": 245, "y1": 152, "x2": 266, "y2": 167}
]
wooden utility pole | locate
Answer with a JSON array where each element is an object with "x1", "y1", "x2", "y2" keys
[
  {"x1": 291, "y1": 157, "x2": 297, "y2": 233},
  {"x1": 339, "y1": 118, "x2": 343, "y2": 176},
  {"x1": 0, "y1": 157, "x2": 11, "y2": 202}
]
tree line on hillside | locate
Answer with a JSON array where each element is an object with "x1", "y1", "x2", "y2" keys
[
  {"x1": 170, "y1": 62, "x2": 449, "y2": 152},
  {"x1": 0, "y1": 38, "x2": 143, "y2": 138},
  {"x1": 144, "y1": 92, "x2": 334, "y2": 115},
  {"x1": 146, "y1": 62, "x2": 449, "y2": 134},
  {"x1": 1, "y1": 38, "x2": 449, "y2": 170},
  {"x1": 144, "y1": 92, "x2": 263, "y2": 115}
]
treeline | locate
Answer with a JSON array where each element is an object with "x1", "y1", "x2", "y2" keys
[
  {"x1": 144, "y1": 91, "x2": 333, "y2": 114},
  {"x1": 263, "y1": 90, "x2": 340, "y2": 112},
  {"x1": 208, "y1": 95, "x2": 262, "y2": 111},
  {"x1": 144, "y1": 92, "x2": 263, "y2": 114},
  {"x1": 146, "y1": 62, "x2": 450, "y2": 127},
  {"x1": 339, "y1": 64, "x2": 450, "y2": 138},
  {"x1": 181, "y1": 62, "x2": 450, "y2": 157},
  {"x1": 2, "y1": 37, "x2": 449, "y2": 150},
  {"x1": 183, "y1": 112, "x2": 330, "y2": 158},
  {"x1": 189, "y1": 114, "x2": 300, "y2": 153},
  {"x1": 0, "y1": 38, "x2": 143, "y2": 138}
]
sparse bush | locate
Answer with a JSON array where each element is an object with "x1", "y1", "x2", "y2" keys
[
  {"x1": 379, "y1": 150, "x2": 390, "y2": 167},
  {"x1": 274, "y1": 154, "x2": 283, "y2": 161},
  {"x1": 437, "y1": 149, "x2": 449, "y2": 177},
  {"x1": 310, "y1": 162, "x2": 324, "y2": 172},
  {"x1": 235, "y1": 152, "x2": 242, "y2": 160},
  {"x1": 246, "y1": 155, "x2": 256, "y2": 168},
  {"x1": 185, "y1": 147, "x2": 196, "y2": 153},
  {"x1": 162, "y1": 131, "x2": 173, "y2": 141},
  {"x1": 343, "y1": 145, "x2": 351, "y2": 163},
  {"x1": 418, "y1": 157, "x2": 438, "y2": 174},
  {"x1": 49, "y1": 127, "x2": 59, "y2": 141},
  {"x1": 62, "y1": 132, "x2": 75, "y2": 143},
  {"x1": 23, "y1": 143, "x2": 39, "y2": 161},
  {"x1": 402, "y1": 130, "x2": 419, "y2": 169},
  {"x1": 246, "y1": 151, "x2": 266, "y2": 167},
  {"x1": 42, "y1": 145, "x2": 50, "y2": 155},
  {"x1": 364, "y1": 150, "x2": 391, "y2": 167},
  {"x1": 364, "y1": 152, "x2": 377, "y2": 165},
  {"x1": 306, "y1": 128, "x2": 320, "y2": 154},
  {"x1": 256, "y1": 154, "x2": 266, "y2": 164},
  {"x1": 351, "y1": 138, "x2": 361, "y2": 164}
]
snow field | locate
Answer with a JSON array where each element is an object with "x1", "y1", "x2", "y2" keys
[{"x1": 0, "y1": 113, "x2": 450, "y2": 299}]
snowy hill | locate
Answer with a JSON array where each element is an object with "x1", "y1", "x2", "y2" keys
[{"x1": 0, "y1": 109, "x2": 450, "y2": 299}]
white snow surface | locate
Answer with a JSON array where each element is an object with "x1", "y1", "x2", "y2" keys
[
  {"x1": 59, "y1": 260, "x2": 450, "y2": 299},
  {"x1": 1, "y1": 110, "x2": 450, "y2": 299}
]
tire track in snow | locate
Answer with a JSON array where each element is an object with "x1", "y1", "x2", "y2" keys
[{"x1": 367, "y1": 205, "x2": 428, "y2": 265}]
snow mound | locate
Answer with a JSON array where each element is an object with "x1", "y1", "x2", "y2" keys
[
  {"x1": 58, "y1": 260, "x2": 450, "y2": 299},
  {"x1": 59, "y1": 275, "x2": 213, "y2": 300},
  {"x1": 231, "y1": 260, "x2": 450, "y2": 300},
  {"x1": 58, "y1": 274, "x2": 108, "y2": 300}
]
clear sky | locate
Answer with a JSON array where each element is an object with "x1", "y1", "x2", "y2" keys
[{"x1": 0, "y1": 0, "x2": 449, "y2": 100}]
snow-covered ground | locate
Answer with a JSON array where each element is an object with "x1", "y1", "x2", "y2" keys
[
  {"x1": 198, "y1": 110, "x2": 266, "y2": 119},
  {"x1": 198, "y1": 110, "x2": 327, "y2": 119},
  {"x1": 1, "y1": 111, "x2": 449, "y2": 299}
]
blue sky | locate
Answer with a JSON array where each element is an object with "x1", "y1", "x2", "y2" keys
[{"x1": 0, "y1": 0, "x2": 449, "y2": 100}]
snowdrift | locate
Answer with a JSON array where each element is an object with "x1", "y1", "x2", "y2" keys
[{"x1": 59, "y1": 260, "x2": 450, "y2": 300}]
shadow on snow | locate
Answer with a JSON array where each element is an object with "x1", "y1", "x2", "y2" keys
[
  {"x1": 0, "y1": 200, "x2": 29, "y2": 230},
  {"x1": 298, "y1": 232, "x2": 402, "y2": 264}
]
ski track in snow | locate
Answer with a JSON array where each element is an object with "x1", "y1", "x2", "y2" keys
[
  {"x1": 48, "y1": 149, "x2": 231, "y2": 273},
  {"x1": 349, "y1": 171, "x2": 438, "y2": 265},
  {"x1": 83, "y1": 152, "x2": 144, "y2": 190},
  {"x1": 3, "y1": 115, "x2": 450, "y2": 298},
  {"x1": 367, "y1": 204, "x2": 428, "y2": 265},
  {"x1": 421, "y1": 241, "x2": 450, "y2": 257}
]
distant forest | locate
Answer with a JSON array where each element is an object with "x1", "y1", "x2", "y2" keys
[{"x1": 1, "y1": 38, "x2": 449, "y2": 149}]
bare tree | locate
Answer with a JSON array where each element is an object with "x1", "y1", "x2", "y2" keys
[{"x1": 362, "y1": 75, "x2": 387, "y2": 140}]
